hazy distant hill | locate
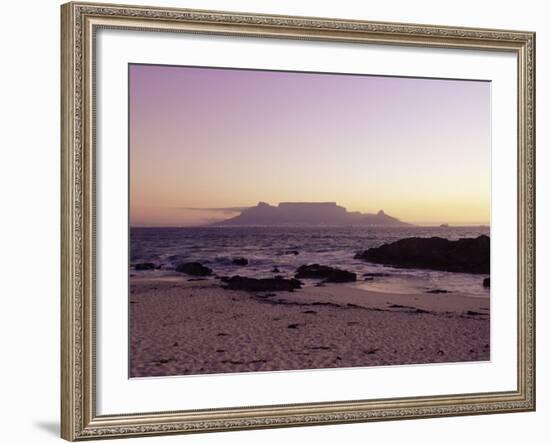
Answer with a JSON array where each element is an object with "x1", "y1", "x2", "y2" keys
[{"x1": 213, "y1": 202, "x2": 409, "y2": 226}]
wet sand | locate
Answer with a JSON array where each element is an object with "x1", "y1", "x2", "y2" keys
[{"x1": 130, "y1": 276, "x2": 489, "y2": 377}]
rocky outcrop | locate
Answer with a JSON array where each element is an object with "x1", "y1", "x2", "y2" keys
[
  {"x1": 221, "y1": 276, "x2": 302, "y2": 292},
  {"x1": 295, "y1": 264, "x2": 357, "y2": 282},
  {"x1": 483, "y1": 277, "x2": 490, "y2": 287},
  {"x1": 232, "y1": 258, "x2": 249, "y2": 266},
  {"x1": 363, "y1": 272, "x2": 392, "y2": 277},
  {"x1": 355, "y1": 235, "x2": 490, "y2": 274},
  {"x1": 133, "y1": 262, "x2": 156, "y2": 271},
  {"x1": 175, "y1": 262, "x2": 213, "y2": 276}
]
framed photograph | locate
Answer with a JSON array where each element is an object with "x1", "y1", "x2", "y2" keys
[{"x1": 61, "y1": 2, "x2": 536, "y2": 440}]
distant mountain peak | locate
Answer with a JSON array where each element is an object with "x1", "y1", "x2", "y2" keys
[{"x1": 212, "y1": 202, "x2": 409, "y2": 226}]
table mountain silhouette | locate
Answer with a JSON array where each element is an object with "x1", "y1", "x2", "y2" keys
[{"x1": 213, "y1": 202, "x2": 408, "y2": 226}]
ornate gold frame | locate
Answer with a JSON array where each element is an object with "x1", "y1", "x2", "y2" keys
[{"x1": 61, "y1": 2, "x2": 536, "y2": 440}]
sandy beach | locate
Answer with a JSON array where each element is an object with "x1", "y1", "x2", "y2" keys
[{"x1": 130, "y1": 275, "x2": 489, "y2": 377}]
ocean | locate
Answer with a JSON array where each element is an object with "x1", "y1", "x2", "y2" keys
[{"x1": 130, "y1": 226, "x2": 490, "y2": 297}]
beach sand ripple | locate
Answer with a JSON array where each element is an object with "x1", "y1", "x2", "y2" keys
[{"x1": 130, "y1": 277, "x2": 489, "y2": 377}]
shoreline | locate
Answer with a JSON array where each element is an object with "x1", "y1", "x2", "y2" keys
[{"x1": 130, "y1": 276, "x2": 490, "y2": 378}]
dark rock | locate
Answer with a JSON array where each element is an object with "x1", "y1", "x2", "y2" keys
[
  {"x1": 363, "y1": 272, "x2": 392, "y2": 277},
  {"x1": 364, "y1": 348, "x2": 380, "y2": 355},
  {"x1": 175, "y1": 262, "x2": 212, "y2": 276},
  {"x1": 274, "y1": 250, "x2": 300, "y2": 256},
  {"x1": 272, "y1": 267, "x2": 280, "y2": 273},
  {"x1": 152, "y1": 358, "x2": 175, "y2": 365},
  {"x1": 412, "y1": 308, "x2": 430, "y2": 314},
  {"x1": 426, "y1": 289, "x2": 449, "y2": 294},
  {"x1": 465, "y1": 310, "x2": 486, "y2": 316},
  {"x1": 232, "y1": 257, "x2": 248, "y2": 266},
  {"x1": 222, "y1": 276, "x2": 302, "y2": 292},
  {"x1": 133, "y1": 262, "x2": 155, "y2": 271},
  {"x1": 355, "y1": 235, "x2": 490, "y2": 274},
  {"x1": 483, "y1": 277, "x2": 490, "y2": 287},
  {"x1": 295, "y1": 264, "x2": 357, "y2": 282}
]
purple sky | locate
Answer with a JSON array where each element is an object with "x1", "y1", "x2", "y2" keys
[{"x1": 129, "y1": 64, "x2": 490, "y2": 226}]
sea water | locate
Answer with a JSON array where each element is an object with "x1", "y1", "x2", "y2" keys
[{"x1": 130, "y1": 226, "x2": 490, "y2": 297}]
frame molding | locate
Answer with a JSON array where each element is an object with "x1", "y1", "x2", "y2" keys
[{"x1": 61, "y1": 2, "x2": 535, "y2": 440}]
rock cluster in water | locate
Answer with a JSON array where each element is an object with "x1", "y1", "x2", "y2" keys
[
  {"x1": 175, "y1": 262, "x2": 213, "y2": 276},
  {"x1": 295, "y1": 264, "x2": 357, "y2": 282},
  {"x1": 355, "y1": 235, "x2": 490, "y2": 274},
  {"x1": 232, "y1": 257, "x2": 249, "y2": 266},
  {"x1": 134, "y1": 262, "x2": 156, "y2": 271},
  {"x1": 221, "y1": 276, "x2": 302, "y2": 292}
]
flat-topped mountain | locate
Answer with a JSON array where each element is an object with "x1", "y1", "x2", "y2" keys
[{"x1": 213, "y1": 202, "x2": 409, "y2": 226}]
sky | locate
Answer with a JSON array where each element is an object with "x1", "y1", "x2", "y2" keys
[{"x1": 129, "y1": 64, "x2": 491, "y2": 227}]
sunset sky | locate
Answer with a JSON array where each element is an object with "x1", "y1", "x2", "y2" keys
[{"x1": 129, "y1": 64, "x2": 491, "y2": 227}]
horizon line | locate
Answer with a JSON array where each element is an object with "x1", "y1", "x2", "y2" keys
[{"x1": 129, "y1": 222, "x2": 490, "y2": 229}]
